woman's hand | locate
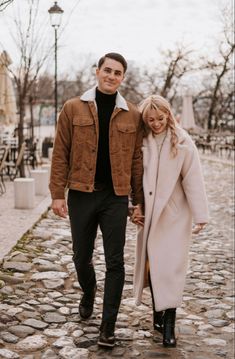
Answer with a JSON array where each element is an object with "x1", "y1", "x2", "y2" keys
[
  {"x1": 130, "y1": 204, "x2": 145, "y2": 226},
  {"x1": 192, "y1": 223, "x2": 207, "y2": 234}
]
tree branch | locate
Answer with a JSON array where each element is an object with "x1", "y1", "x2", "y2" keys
[{"x1": 0, "y1": 0, "x2": 14, "y2": 11}]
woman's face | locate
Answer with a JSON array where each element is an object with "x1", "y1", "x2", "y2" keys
[{"x1": 144, "y1": 108, "x2": 168, "y2": 134}]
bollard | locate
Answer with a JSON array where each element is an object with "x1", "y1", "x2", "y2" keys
[
  {"x1": 14, "y1": 178, "x2": 35, "y2": 209},
  {"x1": 48, "y1": 147, "x2": 53, "y2": 162},
  {"x1": 30, "y1": 169, "x2": 48, "y2": 196},
  {"x1": 41, "y1": 164, "x2": 51, "y2": 183}
]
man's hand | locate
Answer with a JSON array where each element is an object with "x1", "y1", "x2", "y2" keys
[
  {"x1": 192, "y1": 223, "x2": 207, "y2": 234},
  {"x1": 51, "y1": 199, "x2": 68, "y2": 218},
  {"x1": 130, "y1": 204, "x2": 145, "y2": 227}
]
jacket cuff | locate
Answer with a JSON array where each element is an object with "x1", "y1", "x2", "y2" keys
[
  {"x1": 132, "y1": 194, "x2": 144, "y2": 206},
  {"x1": 50, "y1": 189, "x2": 66, "y2": 200}
]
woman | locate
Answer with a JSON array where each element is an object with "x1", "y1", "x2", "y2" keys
[{"x1": 132, "y1": 95, "x2": 209, "y2": 347}]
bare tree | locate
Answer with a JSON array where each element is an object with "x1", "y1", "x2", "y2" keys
[
  {"x1": 0, "y1": 0, "x2": 14, "y2": 11},
  {"x1": 160, "y1": 47, "x2": 193, "y2": 100},
  {"x1": 193, "y1": 4, "x2": 234, "y2": 130},
  {"x1": 36, "y1": 73, "x2": 54, "y2": 102},
  {"x1": 120, "y1": 63, "x2": 143, "y2": 104},
  {"x1": 207, "y1": 49, "x2": 234, "y2": 130},
  {"x1": 141, "y1": 45, "x2": 193, "y2": 107},
  {"x1": 36, "y1": 60, "x2": 96, "y2": 113},
  {"x1": 56, "y1": 61, "x2": 96, "y2": 105},
  {"x1": 3, "y1": 0, "x2": 51, "y2": 176}
]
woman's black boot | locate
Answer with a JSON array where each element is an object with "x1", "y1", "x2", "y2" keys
[
  {"x1": 163, "y1": 308, "x2": 177, "y2": 347},
  {"x1": 153, "y1": 310, "x2": 164, "y2": 333},
  {"x1": 148, "y1": 273, "x2": 164, "y2": 333}
]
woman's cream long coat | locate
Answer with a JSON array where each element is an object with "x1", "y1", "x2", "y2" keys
[{"x1": 133, "y1": 126, "x2": 209, "y2": 311}]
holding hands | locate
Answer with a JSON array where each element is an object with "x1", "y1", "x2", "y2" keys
[
  {"x1": 192, "y1": 223, "x2": 207, "y2": 234},
  {"x1": 129, "y1": 204, "x2": 145, "y2": 226}
]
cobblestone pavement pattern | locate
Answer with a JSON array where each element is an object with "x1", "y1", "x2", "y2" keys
[{"x1": 0, "y1": 158, "x2": 234, "y2": 359}]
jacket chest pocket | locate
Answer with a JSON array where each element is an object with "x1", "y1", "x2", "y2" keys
[
  {"x1": 73, "y1": 116, "x2": 96, "y2": 144},
  {"x1": 117, "y1": 123, "x2": 136, "y2": 151}
]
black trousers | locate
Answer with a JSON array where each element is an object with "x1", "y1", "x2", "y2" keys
[{"x1": 67, "y1": 188, "x2": 128, "y2": 323}]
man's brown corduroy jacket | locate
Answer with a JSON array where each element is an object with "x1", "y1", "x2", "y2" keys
[{"x1": 49, "y1": 87, "x2": 144, "y2": 205}]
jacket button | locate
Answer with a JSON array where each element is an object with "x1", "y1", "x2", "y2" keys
[{"x1": 149, "y1": 191, "x2": 152, "y2": 195}]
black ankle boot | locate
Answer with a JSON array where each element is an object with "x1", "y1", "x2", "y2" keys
[
  {"x1": 163, "y1": 308, "x2": 177, "y2": 347},
  {"x1": 98, "y1": 321, "x2": 115, "y2": 348},
  {"x1": 153, "y1": 310, "x2": 164, "y2": 333},
  {"x1": 79, "y1": 285, "x2": 97, "y2": 319}
]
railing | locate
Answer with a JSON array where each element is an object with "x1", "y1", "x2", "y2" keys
[{"x1": 192, "y1": 134, "x2": 235, "y2": 160}]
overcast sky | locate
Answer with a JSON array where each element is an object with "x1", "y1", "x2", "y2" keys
[{"x1": 0, "y1": 0, "x2": 229, "y2": 75}]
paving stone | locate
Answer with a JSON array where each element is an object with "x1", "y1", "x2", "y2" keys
[
  {"x1": 8, "y1": 325, "x2": 36, "y2": 338},
  {"x1": 52, "y1": 336, "x2": 75, "y2": 348},
  {"x1": 41, "y1": 349, "x2": 58, "y2": 359},
  {"x1": 0, "y1": 331, "x2": 19, "y2": 344},
  {"x1": 42, "y1": 279, "x2": 65, "y2": 289},
  {"x1": 22, "y1": 318, "x2": 49, "y2": 329},
  {"x1": 2, "y1": 262, "x2": 33, "y2": 272},
  {"x1": 42, "y1": 312, "x2": 67, "y2": 323},
  {"x1": 59, "y1": 347, "x2": 89, "y2": 359},
  {"x1": 0, "y1": 349, "x2": 20, "y2": 358},
  {"x1": 15, "y1": 334, "x2": 48, "y2": 351},
  {"x1": 44, "y1": 328, "x2": 68, "y2": 337},
  {"x1": 31, "y1": 271, "x2": 68, "y2": 281},
  {"x1": 202, "y1": 338, "x2": 227, "y2": 346}
]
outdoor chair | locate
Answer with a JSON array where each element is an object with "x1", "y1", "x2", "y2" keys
[
  {"x1": 0, "y1": 145, "x2": 10, "y2": 195},
  {"x1": 24, "y1": 141, "x2": 40, "y2": 170},
  {"x1": 5, "y1": 142, "x2": 26, "y2": 181}
]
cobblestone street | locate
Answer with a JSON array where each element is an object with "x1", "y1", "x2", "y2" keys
[{"x1": 0, "y1": 158, "x2": 234, "y2": 359}]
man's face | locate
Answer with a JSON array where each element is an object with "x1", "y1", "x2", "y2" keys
[{"x1": 96, "y1": 58, "x2": 125, "y2": 94}]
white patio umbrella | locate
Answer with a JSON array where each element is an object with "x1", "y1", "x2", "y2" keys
[
  {"x1": 180, "y1": 94, "x2": 196, "y2": 131},
  {"x1": 0, "y1": 51, "x2": 17, "y2": 126}
]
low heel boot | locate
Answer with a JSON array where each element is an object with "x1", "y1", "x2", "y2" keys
[
  {"x1": 153, "y1": 310, "x2": 164, "y2": 333},
  {"x1": 79, "y1": 286, "x2": 97, "y2": 320},
  {"x1": 98, "y1": 321, "x2": 115, "y2": 348},
  {"x1": 163, "y1": 308, "x2": 177, "y2": 347}
]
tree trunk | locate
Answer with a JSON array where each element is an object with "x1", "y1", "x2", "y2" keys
[
  {"x1": 18, "y1": 97, "x2": 25, "y2": 177},
  {"x1": 29, "y1": 95, "x2": 34, "y2": 146}
]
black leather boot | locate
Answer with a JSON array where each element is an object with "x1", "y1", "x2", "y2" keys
[
  {"x1": 79, "y1": 285, "x2": 97, "y2": 319},
  {"x1": 163, "y1": 308, "x2": 177, "y2": 347},
  {"x1": 98, "y1": 321, "x2": 115, "y2": 348},
  {"x1": 153, "y1": 310, "x2": 164, "y2": 333},
  {"x1": 148, "y1": 273, "x2": 164, "y2": 333}
]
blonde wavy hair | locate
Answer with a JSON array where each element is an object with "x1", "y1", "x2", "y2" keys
[{"x1": 139, "y1": 95, "x2": 179, "y2": 157}]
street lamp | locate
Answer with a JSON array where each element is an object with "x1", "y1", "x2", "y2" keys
[{"x1": 48, "y1": 1, "x2": 64, "y2": 128}]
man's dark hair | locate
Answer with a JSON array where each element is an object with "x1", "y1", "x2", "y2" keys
[{"x1": 98, "y1": 52, "x2": 127, "y2": 73}]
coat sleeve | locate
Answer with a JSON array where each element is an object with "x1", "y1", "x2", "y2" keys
[
  {"x1": 181, "y1": 138, "x2": 209, "y2": 223},
  {"x1": 49, "y1": 103, "x2": 72, "y2": 199}
]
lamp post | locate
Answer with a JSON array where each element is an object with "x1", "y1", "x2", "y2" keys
[{"x1": 48, "y1": 1, "x2": 64, "y2": 128}]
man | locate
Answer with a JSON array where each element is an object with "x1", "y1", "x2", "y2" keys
[{"x1": 49, "y1": 52, "x2": 143, "y2": 348}]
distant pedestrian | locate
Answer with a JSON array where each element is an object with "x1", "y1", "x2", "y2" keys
[
  {"x1": 49, "y1": 52, "x2": 144, "y2": 348},
  {"x1": 132, "y1": 95, "x2": 209, "y2": 347}
]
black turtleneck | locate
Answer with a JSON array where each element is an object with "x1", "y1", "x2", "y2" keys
[{"x1": 95, "y1": 87, "x2": 117, "y2": 185}]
